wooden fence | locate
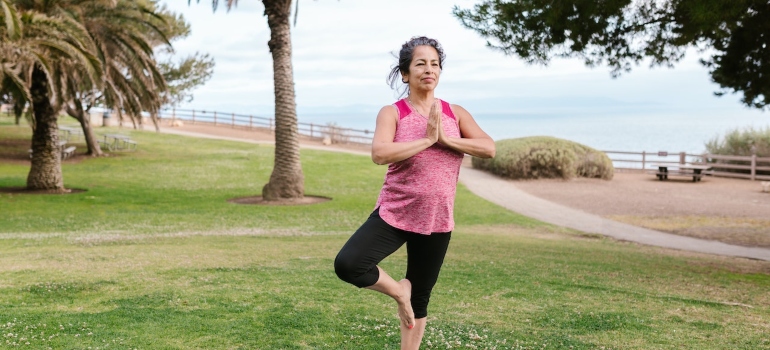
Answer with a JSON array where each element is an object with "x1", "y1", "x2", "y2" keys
[
  {"x1": 604, "y1": 150, "x2": 770, "y2": 181},
  {"x1": 158, "y1": 108, "x2": 374, "y2": 145}
]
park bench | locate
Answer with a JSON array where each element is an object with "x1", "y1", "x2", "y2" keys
[
  {"x1": 651, "y1": 163, "x2": 712, "y2": 182},
  {"x1": 61, "y1": 146, "x2": 76, "y2": 160},
  {"x1": 28, "y1": 140, "x2": 72, "y2": 159}
]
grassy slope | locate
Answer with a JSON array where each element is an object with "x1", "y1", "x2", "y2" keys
[{"x1": 1, "y1": 121, "x2": 768, "y2": 349}]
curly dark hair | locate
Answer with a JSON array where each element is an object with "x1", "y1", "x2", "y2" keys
[{"x1": 387, "y1": 36, "x2": 446, "y2": 98}]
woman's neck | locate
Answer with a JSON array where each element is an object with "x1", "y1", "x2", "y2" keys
[{"x1": 406, "y1": 92, "x2": 436, "y2": 114}]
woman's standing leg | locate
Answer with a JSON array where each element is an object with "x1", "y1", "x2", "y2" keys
[{"x1": 400, "y1": 232, "x2": 452, "y2": 349}]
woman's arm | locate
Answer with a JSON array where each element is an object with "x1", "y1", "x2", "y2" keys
[
  {"x1": 438, "y1": 104, "x2": 496, "y2": 158},
  {"x1": 371, "y1": 105, "x2": 439, "y2": 165}
]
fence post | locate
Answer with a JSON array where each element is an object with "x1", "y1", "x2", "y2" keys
[
  {"x1": 751, "y1": 154, "x2": 756, "y2": 181},
  {"x1": 679, "y1": 152, "x2": 686, "y2": 164},
  {"x1": 270, "y1": 118, "x2": 274, "y2": 133},
  {"x1": 232, "y1": 113, "x2": 235, "y2": 128},
  {"x1": 249, "y1": 115, "x2": 253, "y2": 129},
  {"x1": 310, "y1": 123, "x2": 314, "y2": 138},
  {"x1": 171, "y1": 107, "x2": 176, "y2": 126},
  {"x1": 214, "y1": 111, "x2": 217, "y2": 125},
  {"x1": 642, "y1": 151, "x2": 646, "y2": 170},
  {"x1": 192, "y1": 110, "x2": 195, "y2": 124}
]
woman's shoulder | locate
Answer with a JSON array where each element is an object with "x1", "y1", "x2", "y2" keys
[
  {"x1": 443, "y1": 101, "x2": 471, "y2": 120},
  {"x1": 378, "y1": 104, "x2": 398, "y2": 115},
  {"x1": 376, "y1": 104, "x2": 399, "y2": 123}
]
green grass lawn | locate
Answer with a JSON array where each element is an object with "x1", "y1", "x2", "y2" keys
[{"x1": 1, "y1": 120, "x2": 769, "y2": 349}]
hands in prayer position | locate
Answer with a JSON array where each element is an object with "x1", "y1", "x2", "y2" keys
[{"x1": 425, "y1": 100, "x2": 442, "y2": 145}]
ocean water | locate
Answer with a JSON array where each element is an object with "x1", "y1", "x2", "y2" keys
[{"x1": 299, "y1": 110, "x2": 769, "y2": 155}]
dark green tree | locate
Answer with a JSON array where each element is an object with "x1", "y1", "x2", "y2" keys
[{"x1": 453, "y1": 0, "x2": 770, "y2": 110}]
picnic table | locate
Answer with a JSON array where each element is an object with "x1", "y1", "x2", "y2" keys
[
  {"x1": 101, "y1": 134, "x2": 137, "y2": 151},
  {"x1": 59, "y1": 126, "x2": 83, "y2": 141},
  {"x1": 652, "y1": 163, "x2": 712, "y2": 182}
]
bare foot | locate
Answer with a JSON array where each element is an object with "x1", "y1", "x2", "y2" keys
[{"x1": 397, "y1": 279, "x2": 415, "y2": 329}]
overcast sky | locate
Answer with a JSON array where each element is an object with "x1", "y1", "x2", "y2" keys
[{"x1": 160, "y1": 0, "x2": 767, "y2": 129}]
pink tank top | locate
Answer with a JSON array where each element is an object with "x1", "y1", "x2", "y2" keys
[{"x1": 375, "y1": 98, "x2": 464, "y2": 235}]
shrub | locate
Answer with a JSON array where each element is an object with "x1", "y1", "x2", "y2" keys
[
  {"x1": 472, "y1": 136, "x2": 614, "y2": 180},
  {"x1": 705, "y1": 126, "x2": 770, "y2": 157},
  {"x1": 704, "y1": 126, "x2": 770, "y2": 176}
]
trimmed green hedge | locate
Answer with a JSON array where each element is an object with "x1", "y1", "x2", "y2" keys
[{"x1": 472, "y1": 136, "x2": 614, "y2": 180}]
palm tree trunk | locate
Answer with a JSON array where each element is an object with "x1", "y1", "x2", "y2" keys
[
  {"x1": 27, "y1": 65, "x2": 65, "y2": 191},
  {"x1": 261, "y1": 0, "x2": 304, "y2": 201},
  {"x1": 13, "y1": 98, "x2": 24, "y2": 126},
  {"x1": 150, "y1": 111, "x2": 160, "y2": 132},
  {"x1": 66, "y1": 99, "x2": 104, "y2": 157}
]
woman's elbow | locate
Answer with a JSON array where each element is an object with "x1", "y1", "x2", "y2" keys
[
  {"x1": 371, "y1": 150, "x2": 387, "y2": 165},
  {"x1": 481, "y1": 141, "x2": 496, "y2": 158}
]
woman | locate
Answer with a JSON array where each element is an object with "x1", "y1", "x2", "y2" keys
[{"x1": 334, "y1": 36, "x2": 495, "y2": 349}]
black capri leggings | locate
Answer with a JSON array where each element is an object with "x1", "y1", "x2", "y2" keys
[{"x1": 334, "y1": 208, "x2": 451, "y2": 319}]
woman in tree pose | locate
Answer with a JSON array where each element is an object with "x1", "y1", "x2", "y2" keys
[{"x1": 334, "y1": 36, "x2": 495, "y2": 349}]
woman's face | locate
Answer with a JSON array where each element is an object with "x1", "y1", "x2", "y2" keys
[{"x1": 403, "y1": 45, "x2": 441, "y2": 92}]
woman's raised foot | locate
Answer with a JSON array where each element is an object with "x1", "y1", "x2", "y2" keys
[{"x1": 397, "y1": 279, "x2": 415, "y2": 329}]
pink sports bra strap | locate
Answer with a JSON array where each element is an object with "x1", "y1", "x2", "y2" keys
[
  {"x1": 394, "y1": 99, "x2": 411, "y2": 120},
  {"x1": 441, "y1": 100, "x2": 456, "y2": 120}
]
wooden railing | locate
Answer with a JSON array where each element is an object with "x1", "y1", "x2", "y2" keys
[
  {"x1": 604, "y1": 150, "x2": 770, "y2": 181},
  {"x1": 158, "y1": 108, "x2": 374, "y2": 145}
]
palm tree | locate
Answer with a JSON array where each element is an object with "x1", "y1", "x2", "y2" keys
[
  {"x1": 63, "y1": 0, "x2": 169, "y2": 157},
  {"x1": 2, "y1": 0, "x2": 103, "y2": 191},
  {"x1": 199, "y1": 0, "x2": 304, "y2": 201},
  {"x1": 1, "y1": 0, "x2": 28, "y2": 126}
]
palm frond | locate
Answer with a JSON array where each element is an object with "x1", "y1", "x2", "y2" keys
[{"x1": 1, "y1": 0, "x2": 23, "y2": 40}]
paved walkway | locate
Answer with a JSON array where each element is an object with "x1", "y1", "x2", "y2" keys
[
  {"x1": 459, "y1": 167, "x2": 770, "y2": 261},
  {"x1": 160, "y1": 127, "x2": 770, "y2": 261}
]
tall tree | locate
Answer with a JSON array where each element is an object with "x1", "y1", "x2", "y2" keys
[
  {"x1": 1, "y1": 0, "x2": 103, "y2": 191},
  {"x1": 454, "y1": 0, "x2": 770, "y2": 110},
  {"x1": 196, "y1": 0, "x2": 304, "y2": 201}
]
